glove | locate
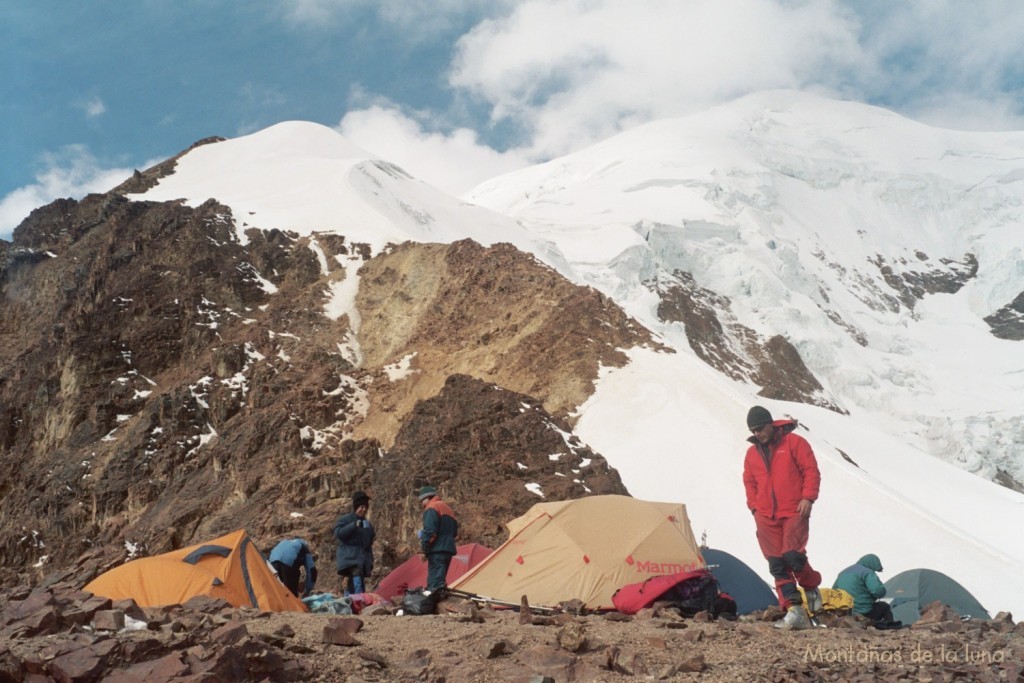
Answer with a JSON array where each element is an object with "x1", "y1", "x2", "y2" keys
[{"x1": 416, "y1": 529, "x2": 426, "y2": 541}]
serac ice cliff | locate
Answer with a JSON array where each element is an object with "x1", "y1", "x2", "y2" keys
[{"x1": 0, "y1": 150, "x2": 655, "y2": 588}]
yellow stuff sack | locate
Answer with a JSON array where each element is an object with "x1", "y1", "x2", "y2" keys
[{"x1": 800, "y1": 586, "x2": 854, "y2": 614}]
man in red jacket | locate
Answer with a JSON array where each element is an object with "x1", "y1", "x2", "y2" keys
[{"x1": 743, "y1": 405, "x2": 822, "y2": 629}]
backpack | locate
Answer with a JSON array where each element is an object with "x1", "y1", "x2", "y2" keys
[
  {"x1": 659, "y1": 570, "x2": 720, "y2": 616},
  {"x1": 400, "y1": 587, "x2": 441, "y2": 616}
]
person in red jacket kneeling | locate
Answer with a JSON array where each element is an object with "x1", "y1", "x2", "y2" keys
[{"x1": 743, "y1": 405, "x2": 823, "y2": 630}]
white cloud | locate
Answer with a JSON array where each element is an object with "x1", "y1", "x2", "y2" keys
[
  {"x1": 337, "y1": 104, "x2": 531, "y2": 195},
  {"x1": 281, "y1": 0, "x2": 514, "y2": 39},
  {"x1": 855, "y1": 0, "x2": 1024, "y2": 130},
  {"x1": 448, "y1": 0, "x2": 868, "y2": 160},
  {"x1": 78, "y1": 96, "x2": 107, "y2": 118},
  {"x1": 0, "y1": 146, "x2": 135, "y2": 240},
  {"x1": 281, "y1": 0, "x2": 343, "y2": 24},
  {"x1": 903, "y1": 92, "x2": 1024, "y2": 133},
  {"x1": 329, "y1": 0, "x2": 1024, "y2": 188}
]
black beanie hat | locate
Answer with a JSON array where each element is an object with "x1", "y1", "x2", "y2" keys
[
  {"x1": 352, "y1": 490, "x2": 370, "y2": 509},
  {"x1": 747, "y1": 406, "x2": 773, "y2": 430}
]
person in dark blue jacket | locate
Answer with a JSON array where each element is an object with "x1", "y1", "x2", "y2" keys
[
  {"x1": 334, "y1": 490, "x2": 375, "y2": 595},
  {"x1": 269, "y1": 538, "x2": 317, "y2": 598}
]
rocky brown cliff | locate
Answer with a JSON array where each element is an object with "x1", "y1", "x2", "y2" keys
[{"x1": 0, "y1": 181, "x2": 649, "y2": 589}]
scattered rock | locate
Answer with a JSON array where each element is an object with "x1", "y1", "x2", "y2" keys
[
  {"x1": 360, "y1": 602, "x2": 395, "y2": 617},
  {"x1": 104, "y1": 652, "x2": 189, "y2": 682},
  {"x1": 92, "y1": 610, "x2": 126, "y2": 632},
  {"x1": 519, "y1": 595, "x2": 533, "y2": 625},
  {"x1": 483, "y1": 638, "x2": 517, "y2": 658},
  {"x1": 676, "y1": 654, "x2": 706, "y2": 673},
  {"x1": 558, "y1": 599, "x2": 587, "y2": 616},
  {"x1": 452, "y1": 601, "x2": 484, "y2": 623},
  {"x1": 322, "y1": 618, "x2": 362, "y2": 646},
  {"x1": 991, "y1": 611, "x2": 1015, "y2": 633},
  {"x1": 182, "y1": 596, "x2": 232, "y2": 615},
  {"x1": 48, "y1": 645, "x2": 109, "y2": 682},
  {"x1": 520, "y1": 644, "x2": 577, "y2": 680},
  {"x1": 659, "y1": 619, "x2": 689, "y2": 630},
  {"x1": 398, "y1": 648, "x2": 432, "y2": 671},
  {"x1": 111, "y1": 599, "x2": 147, "y2": 622},
  {"x1": 555, "y1": 620, "x2": 587, "y2": 652},
  {"x1": 356, "y1": 649, "x2": 388, "y2": 669},
  {"x1": 913, "y1": 601, "x2": 960, "y2": 629},
  {"x1": 646, "y1": 636, "x2": 667, "y2": 649},
  {"x1": 210, "y1": 620, "x2": 249, "y2": 646},
  {"x1": 607, "y1": 647, "x2": 647, "y2": 676},
  {"x1": 601, "y1": 611, "x2": 632, "y2": 623},
  {"x1": 273, "y1": 623, "x2": 296, "y2": 638},
  {"x1": 63, "y1": 596, "x2": 112, "y2": 626}
]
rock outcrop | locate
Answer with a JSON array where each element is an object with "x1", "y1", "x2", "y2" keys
[{"x1": 0, "y1": 180, "x2": 640, "y2": 589}]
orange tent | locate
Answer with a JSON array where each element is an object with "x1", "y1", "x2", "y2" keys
[
  {"x1": 451, "y1": 495, "x2": 704, "y2": 609},
  {"x1": 84, "y1": 529, "x2": 307, "y2": 612}
]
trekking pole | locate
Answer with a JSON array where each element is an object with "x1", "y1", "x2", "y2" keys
[{"x1": 444, "y1": 587, "x2": 556, "y2": 613}]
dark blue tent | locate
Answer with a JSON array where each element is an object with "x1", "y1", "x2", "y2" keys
[
  {"x1": 701, "y1": 547, "x2": 776, "y2": 615},
  {"x1": 884, "y1": 568, "x2": 990, "y2": 625}
]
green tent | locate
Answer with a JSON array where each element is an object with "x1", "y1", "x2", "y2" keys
[
  {"x1": 700, "y1": 547, "x2": 776, "y2": 615},
  {"x1": 884, "y1": 568, "x2": 990, "y2": 624}
]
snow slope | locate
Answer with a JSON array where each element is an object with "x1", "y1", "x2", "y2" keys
[
  {"x1": 131, "y1": 121, "x2": 570, "y2": 272},
  {"x1": 465, "y1": 90, "x2": 1024, "y2": 618},
  {"x1": 130, "y1": 93, "x2": 1024, "y2": 618}
]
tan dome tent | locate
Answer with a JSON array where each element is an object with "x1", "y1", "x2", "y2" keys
[
  {"x1": 84, "y1": 529, "x2": 307, "y2": 612},
  {"x1": 450, "y1": 495, "x2": 704, "y2": 609}
]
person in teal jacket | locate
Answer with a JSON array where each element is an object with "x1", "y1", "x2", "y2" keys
[
  {"x1": 417, "y1": 486, "x2": 459, "y2": 591},
  {"x1": 833, "y1": 553, "x2": 894, "y2": 625}
]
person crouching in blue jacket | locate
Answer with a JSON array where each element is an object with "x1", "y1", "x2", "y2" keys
[
  {"x1": 269, "y1": 538, "x2": 317, "y2": 598},
  {"x1": 334, "y1": 490, "x2": 375, "y2": 595}
]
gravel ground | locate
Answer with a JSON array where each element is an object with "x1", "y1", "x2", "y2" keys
[{"x1": 241, "y1": 599, "x2": 1024, "y2": 682}]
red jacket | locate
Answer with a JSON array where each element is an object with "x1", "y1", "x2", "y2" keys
[{"x1": 743, "y1": 420, "x2": 820, "y2": 518}]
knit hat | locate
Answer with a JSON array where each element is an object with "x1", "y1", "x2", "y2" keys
[
  {"x1": 417, "y1": 486, "x2": 437, "y2": 501},
  {"x1": 352, "y1": 490, "x2": 370, "y2": 509},
  {"x1": 747, "y1": 405, "x2": 773, "y2": 430}
]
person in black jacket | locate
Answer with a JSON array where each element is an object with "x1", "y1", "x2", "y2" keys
[{"x1": 333, "y1": 490, "x2": 375, "y2": 595}]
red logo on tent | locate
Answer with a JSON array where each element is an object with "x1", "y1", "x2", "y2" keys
[
  {"x1": 516, "y1": 555, "x2": 524, "y2": 564},
  {"x1": 626, "y1": 555, "x2": 635, "y2": 565},
  {"x1": 583, "y1": 555, "x2": 590, "y2": 564}
]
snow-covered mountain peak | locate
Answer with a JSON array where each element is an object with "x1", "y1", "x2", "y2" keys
[
  {"x1": 465, "y1": 90, "x2": 1024, "y2": 498},
  {"x1": 129, "y1": 120, "x2": 563, "y2": 266}
]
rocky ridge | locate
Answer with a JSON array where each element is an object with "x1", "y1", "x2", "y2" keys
[
  {"x1": 1, "y1": 581, "x2": 1022, "y2": 682},
  {"x1": 0, "y1": 178, "x2": 638, "y2": 590}
]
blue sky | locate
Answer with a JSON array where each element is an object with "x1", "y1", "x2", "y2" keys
[{"x1": 4, "y1": 0, "x2": 1024, "y2": 239}]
